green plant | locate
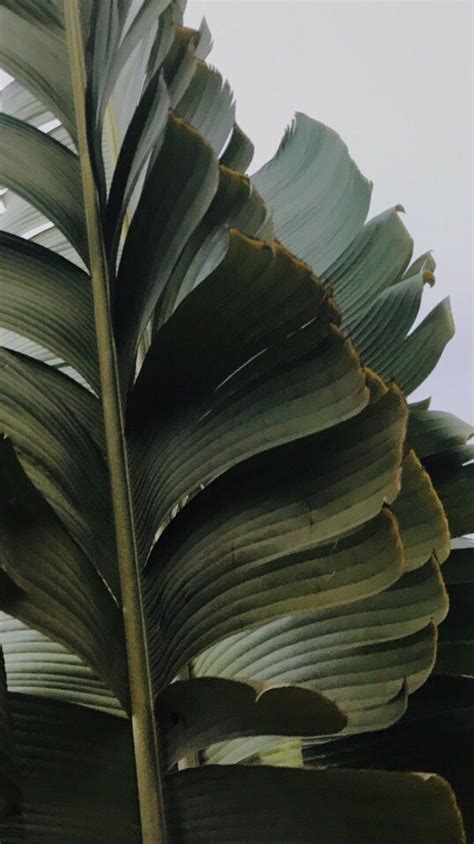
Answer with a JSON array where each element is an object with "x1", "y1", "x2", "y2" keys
[{"x1": 0, "y1": 1, "x2": 472, "y2": 841}]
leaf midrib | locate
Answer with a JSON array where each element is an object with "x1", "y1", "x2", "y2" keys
[{"x1": 63, "y1": 4, "x2": 166, "y2": 842}]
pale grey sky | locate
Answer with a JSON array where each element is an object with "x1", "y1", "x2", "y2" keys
[{"x1": 187, "y1": 0, "x2": 473, "y2": 421}]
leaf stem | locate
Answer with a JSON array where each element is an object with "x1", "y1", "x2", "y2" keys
[{"x1": 64, "y1": 4, "x2": 166, "y2": 841}]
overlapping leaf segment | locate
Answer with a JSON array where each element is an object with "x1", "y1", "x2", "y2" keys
[{"x1": 0, "y1": 1, "x2": 470, "y2": 841}]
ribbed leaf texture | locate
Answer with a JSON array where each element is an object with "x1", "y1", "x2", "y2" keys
[{"x1": 0, "y1": 0, "x2": 470, "y2": 841}]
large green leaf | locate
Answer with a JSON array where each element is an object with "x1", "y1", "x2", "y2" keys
[
  {"x1": 1, "y1": 91, "x2": 78, "y2": 266},
  {"x1": 406, "y1": 405, "x2": 473, "y2": 461},
  {"x1": 157, "y1": 677, "x2": 346, "y2": 767},
  {"x1": 114, "y1": 113, "x2": 219, "y2": 386},
  {"x1": 435, "y1": 462, "x2": 474, "y2": 540},
  {"x1": 97, "y1": 1, "x2": 181, "y2": 200},
  {"x1": 0, "y1": 350, "x2": 115, "y2": 594},
  {"x1": 0, "y1": 114, "x2": 87, "y2": 262},
  {"x1": 254, "y1": 119, "x2": 454, "y2": 396},
  {"x1": 0, "y1": 693, "x2": 140, "y2": 842},
  {"x1": 145, "y1": 385, "x2": 407, "y2": 688},
  {"x1": 347, "y1": 270, "x2": 433, "y2": 386},
  {"x1": 132, "y1": 231, "x2": 325, "y2": 413},
  {"x1": 153, "y1": 167, "x2": 270, "y2": 327},
  {"x1": 0, "y1": 77, "x2": 55, "y2": 130},
  {"x1": 194, "y1": 564, "x2": 445, "y2": 740},
  {"x1": 191, "y1": 460, "x2": 450, "y2": 765},
  {"x1": 392, "y1": 451, "x2": 450, "y2": 572},
  {"x1": 90, "y1": 0, "x2": 173, "y2": 138},
  {"x1": 376, "y1": 402, "x2": 473, "y2": 836},
  {"x1": 175, "y1": 59, "x2": 235, "y2": 155},
  {"x1": 252, "y1": 112, "x2": 372, "y2": 275},
  {"x1": 29, "y1": 222, "x2": 82, "y2": 265},
  {"x1": 0, "y1": 439, "x2": 127, "y2": 708},
  {"x1": 0, "y1": 689, "x2": 465, "y2": 843},
  {"x1": 379, "y1": 297, "x2": 454, "y2": 396},
  {"x1": 130, "y1": 233, "x2": 368, "y2": 560},
  {"x1": 0, "y1": 232, "x2": 98, "y2": 390},
  {"x1": 0, "y1": 187, "x2": 51, "y2": 240},
  {"x1": 0, "y1": 5, "x2": 75, "y2": 137},
  {"x1": 104, "y1": 70, "x2": 170, "y2": 268},
  {"x1": 0, "y1": 2, "x2": 469, "y2": 841},
  {"x1": 322, "y1": 206, "x2": 413, "y2": 321},
  {"x1": 435, "y1": 541, "x2": 474, "y2": 678},
  {"x1": 0, "y1": 72, "x2": 73, "y2": 257},
  {"x1": 165, "y1": 764, "x2": 464, "y2": 843},
  {"x1": 0, "y1": 651, "x2": 21, "y2": 820},
  {"x1": 304, "y1": 675, "x2": 474, "y2": 842},
  {"x1": 220, "y1": 122, "x2": 254, "y2": 171},
  {"x1": 1, "y1": 0, "x2": 64, "y2": 31},
  {"x1": 159, "y1": 24, "x2": 199, "y2": 106},
  {"x1": 0, "y1": 614, "x2": 122, "y2": 715}
]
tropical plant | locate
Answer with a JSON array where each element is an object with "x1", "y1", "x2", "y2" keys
[{"x1": 0, "y1": 1, "x2": 472, "y2": 841}]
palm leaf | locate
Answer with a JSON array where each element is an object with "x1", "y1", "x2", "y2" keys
[
  {"x1": 0, "y1": 651, "x2": 21, "y2": 820},
  {"x1": 0, "y1": 0, "x2": 470, "y2": 841},
  {"x1": 0, "y1": 614, "x2": 122, "y2": 714},
  {"x1": 0, "y1": 114, "x2": 87, "y2": 260},
  {"x1": 165, "y1": 765, "x2": 464, "y2": 844},
  {"x1": 253, "y1": 119, "x2": 455, "y2": 397},
  {"x1": 302, "y1": 362, "x2": 472, "y2": 837},
  {"x1": 304, "y1": 674, "x2": 474, "y2": 842}
]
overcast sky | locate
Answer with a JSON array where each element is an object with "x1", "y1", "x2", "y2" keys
[{"x1": 187, "y1": 0, "x2": 473, "y2": 421}]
